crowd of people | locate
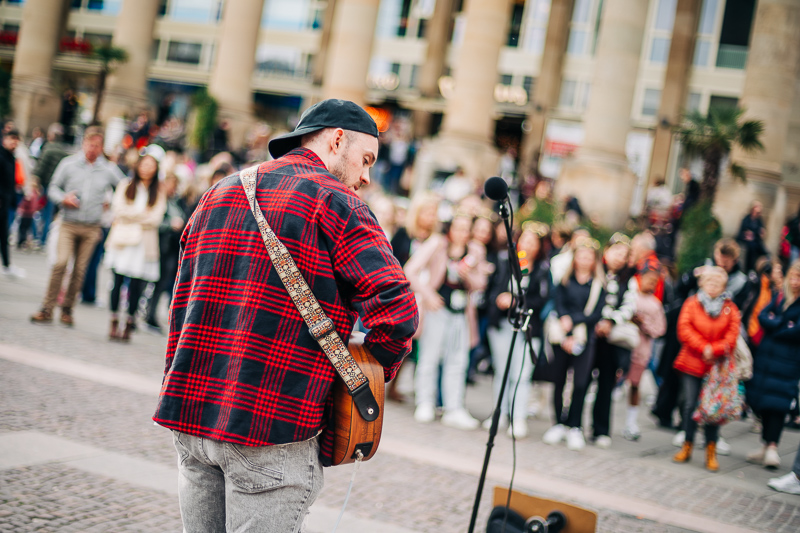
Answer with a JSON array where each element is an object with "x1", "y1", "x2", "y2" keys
[{"x1": 1, "y1": 110, "x2": 800, "y2": 499}]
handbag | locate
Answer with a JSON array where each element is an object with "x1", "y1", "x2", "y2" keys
[
  {"x1": 733, "y1": 335, "x2": 753, "y2": 381},
  {"x1": 692, "y1": 356, "x2": 743, "y2": 425},
  {"x1": 607, "y1": 322, "x2": 641, "y2": 350},
  {"x1": 544, "y1": 276, "x2": 602, "y2": 354},
  {"x1": 106, "y1": 221, "x2": 142, "y2": 248}
]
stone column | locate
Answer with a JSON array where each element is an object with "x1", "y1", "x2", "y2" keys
[
  {"x1": 519, "y1": 0, "x2": 574, "y2": 176},
  {"x1": 411, "y1": 0, "x2": 512, "y2": 193},
  {"x1": 412, "y1": 0, "x2": 454, "y2": 138},
  {"x1": 321, "y1": 0, "x2": 380, "y2": 106},
  {"x1": 207, "y1": 0, "x2": 264, "y2": 149},
  {"x1": 714, "y1": 0, "x2": 800, "y2": 251},
  {"x1": 11, "y1": 0, "x2": 69, "y2": 135},
  {"x1": 99, "y1": 0, "x2": 161, "y2": 122},
  {"x1": 647, "y1": 0, "x2": 701, "y2": 189},
  {"x1": 556, "y1": 0, "x2": 649, "y2": 227},
  {"x1": 311, "y1": 0, "x2": 337, "y2": 88},
  {"x1": 440, "y1": 0, "x2": 512, "y2": 144}
]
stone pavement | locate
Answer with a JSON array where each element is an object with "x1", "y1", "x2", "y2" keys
[{"x1": 2, "y1": 249, "x2": 800, "y2": 532}]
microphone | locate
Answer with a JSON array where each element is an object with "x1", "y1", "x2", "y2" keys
[{"x1": 484, "y1": 176, "x2": 508, "y2": 201}]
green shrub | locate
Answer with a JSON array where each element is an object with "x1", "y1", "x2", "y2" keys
[
  {"x1": 676, "y1": 200, "x2": 721, "y2": 275},
  {"x1": 190, "y1": 87, "x2": 218, "y2": 153}
]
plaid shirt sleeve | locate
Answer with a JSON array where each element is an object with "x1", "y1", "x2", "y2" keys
[{"x1": 331, "y1": 203, "x2": 418, "y2": 381}]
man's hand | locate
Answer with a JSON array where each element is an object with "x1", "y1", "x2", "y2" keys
[
  {"x1": 595, "y1": 319, "x2": 612, "y2": 337},
  {"x1": 62, "y1": 192, "x2": 80, "y2": 209},
  {"x1": 559, "y1": 315, "x2": 573, "y2": 334}
]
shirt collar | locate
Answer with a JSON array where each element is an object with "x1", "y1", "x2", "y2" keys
[{"x1": 282, "y1": 147, "x2": 328, "y2": 170}]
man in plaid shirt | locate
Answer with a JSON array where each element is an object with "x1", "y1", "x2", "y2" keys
[{"x1": 154, "y1": 99, "x2": 418, "y2": 532}]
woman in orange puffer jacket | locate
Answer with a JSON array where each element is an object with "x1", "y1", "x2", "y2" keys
[{"x1": 673, "y1": 266, "x2": 741, "y2": 472}]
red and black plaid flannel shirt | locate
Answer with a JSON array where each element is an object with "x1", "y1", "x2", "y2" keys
[{"x1": 153, "y1": 149, "x2": 418, "y2": 465}]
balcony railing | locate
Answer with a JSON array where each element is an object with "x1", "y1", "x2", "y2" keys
[{"x1": 716, "y1": 44, "x2": 748, "y2": 70}]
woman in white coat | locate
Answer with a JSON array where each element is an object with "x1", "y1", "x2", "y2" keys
[{"x1": 105, "y1": 153, "x2": 166, "y2": 341}]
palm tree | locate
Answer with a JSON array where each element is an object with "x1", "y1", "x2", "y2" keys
[
  {"x1": 676, "y1": 106, "x2": 764, "y2": 202},
  {"x1": 91, "y1": 42, "x2": 129, "y2": 125}
]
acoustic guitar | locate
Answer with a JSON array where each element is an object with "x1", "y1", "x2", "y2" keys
[{"x1": 330, "y1": 338, "x2": 385, "y2": 466}]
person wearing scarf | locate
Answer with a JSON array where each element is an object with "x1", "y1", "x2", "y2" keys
[{"x1": 673, "y1": 266, "x2": 740, "y2": 471}]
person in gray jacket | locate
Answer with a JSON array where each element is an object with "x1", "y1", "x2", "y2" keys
[{"x1": 30, "y1": 127, "x2": 125, "y2": 326}]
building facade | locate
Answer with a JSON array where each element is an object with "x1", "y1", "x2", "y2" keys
[{"x1": 1, "y1": 0, "x2": 798, "y2": 241}]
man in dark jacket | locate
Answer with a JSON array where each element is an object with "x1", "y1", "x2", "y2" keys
[
  {"x1": 0, "y1": 129, "x2": 24, "y2": 278},
  {"x1": 153, "y1": 99, "x2": 418, "y2": 532},
  {"x1": 33, "y1": 123, "x2": 70, "y2": 246}
]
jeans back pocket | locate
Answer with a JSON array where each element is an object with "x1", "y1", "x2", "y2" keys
[{"x1": 224, "y1": 443, "x2": 286, "y2": 493}]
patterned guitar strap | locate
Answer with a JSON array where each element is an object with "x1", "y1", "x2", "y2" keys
[{"x1": 239, "y1": 165, "x2": 379, "y2": 422}]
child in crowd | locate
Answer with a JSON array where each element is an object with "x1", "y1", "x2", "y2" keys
[
  {"x1": 625, "y1": 266, "x2": 667, "y2": 440},
  {"x1": 16, "y1": 177, "x2": 43, "y2": 250}
]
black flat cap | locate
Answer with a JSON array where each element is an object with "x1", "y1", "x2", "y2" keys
[{"x1": 268, "y1": 99, "x2": 379, "y2": 159}]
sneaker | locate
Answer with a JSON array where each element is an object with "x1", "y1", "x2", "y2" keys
[
  {"x1": 746, "y1": 447, "x2": 766, "y2": 464},
  {"x1": 672, "y1": 431, "x2": 686, "y2": 447},
  {"x1": 482, "y1": 416, "x2": 509, "y2": 432},
  {"x1": 566, "y1": 427, "x2": 586, "y2": 451},
  {"x1": 414, "y1": 403, "x2": 435, "y2": 423},
  {"x1": 595, "y1": 435, "x2": 612, "y2": 449},
  {"x1": 507, "y1": 419, "x2": 528, "y2": 439},
  {"x1": 2, "y1": 265, "x2": 26, "y2": 279},
  {"x1": 763, "y1": 446, "x2": 780, "y2": 470},
  {"x1": 30, "y1": 310, "x2": 53, "y2": 323},
  {"x1": 716, "y1": 437, "x2": 731, "y2": 456},
  {"x1": 542, "y1": 424, "x2": 567, "y2": 445},
  {"x1": 622, "y1": 427, "x2": 641, "y2": 441},
  {"x1": 768, "y1": 472, "x2": 800, "y2": 495},
  {"x1": 441, "y1": 409, "x2": 479, "y2": 430}
]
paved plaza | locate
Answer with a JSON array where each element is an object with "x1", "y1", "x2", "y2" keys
[{"x1": 2, "y1": 250, "x2": 800, "y2": 532}]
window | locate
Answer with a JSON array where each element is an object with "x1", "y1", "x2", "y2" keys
[
  {"x1": 693, "y1": 40, "x2": 710, "y2": 66},
  {"x1": 375, "y1": 0, "x2": 403, "y2": 38},
  {"x1": 573, "y1": 0, "x2": 591, "y2": 23},
  {"x1": 559, "y1": 80, "x2": 577, "y2": 108},
  {"x1": 151, "y1": 39, "x2": 161, "y2": 61},
  {"x1": 87, "y1": 0, "x2": 122, "y2": 14},
  {"x1": 567, "y1": 30, "x2": 587, "y2": 55},
  {"x1": 654, "y1": 0, "x2": 677, "y2": 31},
  {"x1": 650, "y1": 37, "x2": 670, "y2": 64},
  {"x1": 507, "y1": 1, "x2": 525, "y2": 47},
  {"x1": 698, "y1": 0, "x2": 718, "y2": 34},
  {"x1": 709, "y1": 95, "x2": 738, "y2": 112},
  {"x1": 166, "y1": 41, "x2": 203, "y2": 64},
  {"x1": 642, "y1": 89, "x2": 661, "y2": 117},
  {"x1": 83, "y1": 32, "x2": 112, "y2": 46},
  {"x1": 499, "y1": 74, "x2": 513, "y2": 86},
  {"x1": 262, "y1": 0, "x2": 323, "y2": 31},
  {"x1": 166, "y1": 0, "x2": 222, "y2": 24},
  {"x1": 523, "y1": 76, "x2": 535, "y2": 99},
  {"x1": 255, "y1": 44, "x2": 307, "y2": 77},
  {"x1": 686, "y1": 92, "x2": 702, "y2": 112},
  {"x1": 520, "y1": 0, "x2": 550, "y2": 54}
]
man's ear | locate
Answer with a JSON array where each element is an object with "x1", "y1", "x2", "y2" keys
[{"x1": 330, "y1": 128, "x2": 345, "y2": 154}]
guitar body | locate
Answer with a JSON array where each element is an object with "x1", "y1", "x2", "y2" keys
[{"x1": 331, "y1": 341, "x2": 385, "y2": 466}]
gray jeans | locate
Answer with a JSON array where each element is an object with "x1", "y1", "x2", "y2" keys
[{"x1": 172, "y1": 431, "x2": 323, "y2": 533}]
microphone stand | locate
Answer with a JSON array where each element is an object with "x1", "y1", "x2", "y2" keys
[{"x1": 467, "y1": 198, "x2": 536, "y2": 533}]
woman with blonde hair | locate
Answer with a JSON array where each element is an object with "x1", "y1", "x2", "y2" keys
[
  {"x1": 391, "y1": 191, "x2": 440, "y2": 267},
  {"x1": 673, "y1": 266, "x2": 740, "y2": 471},
  {"x1": 105, "y1": 152, "x2": 166, "y2": 341},
  {"x1": 746, "y1": 260, "x2": 800, "y2": 470},
  {"x1": 542, "y1": 237, "x2": 606, "y2": 451}
]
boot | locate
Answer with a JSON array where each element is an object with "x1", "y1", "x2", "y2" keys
[
  {"x1": 120, "y1": 317, "x2": 135, "y2": 342},
  {"x1": 109, "y1": 317, "x2": 120, "y2": 341},
  {"x1": 706, "y1": 441, "x2": 719, "y2": 472},
  {"x1": 30, "y1": 309, "x2": 53, "y2": 323},
  {"x1": 673, "y1": 442, "x2": 693, "y2": 463}
]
